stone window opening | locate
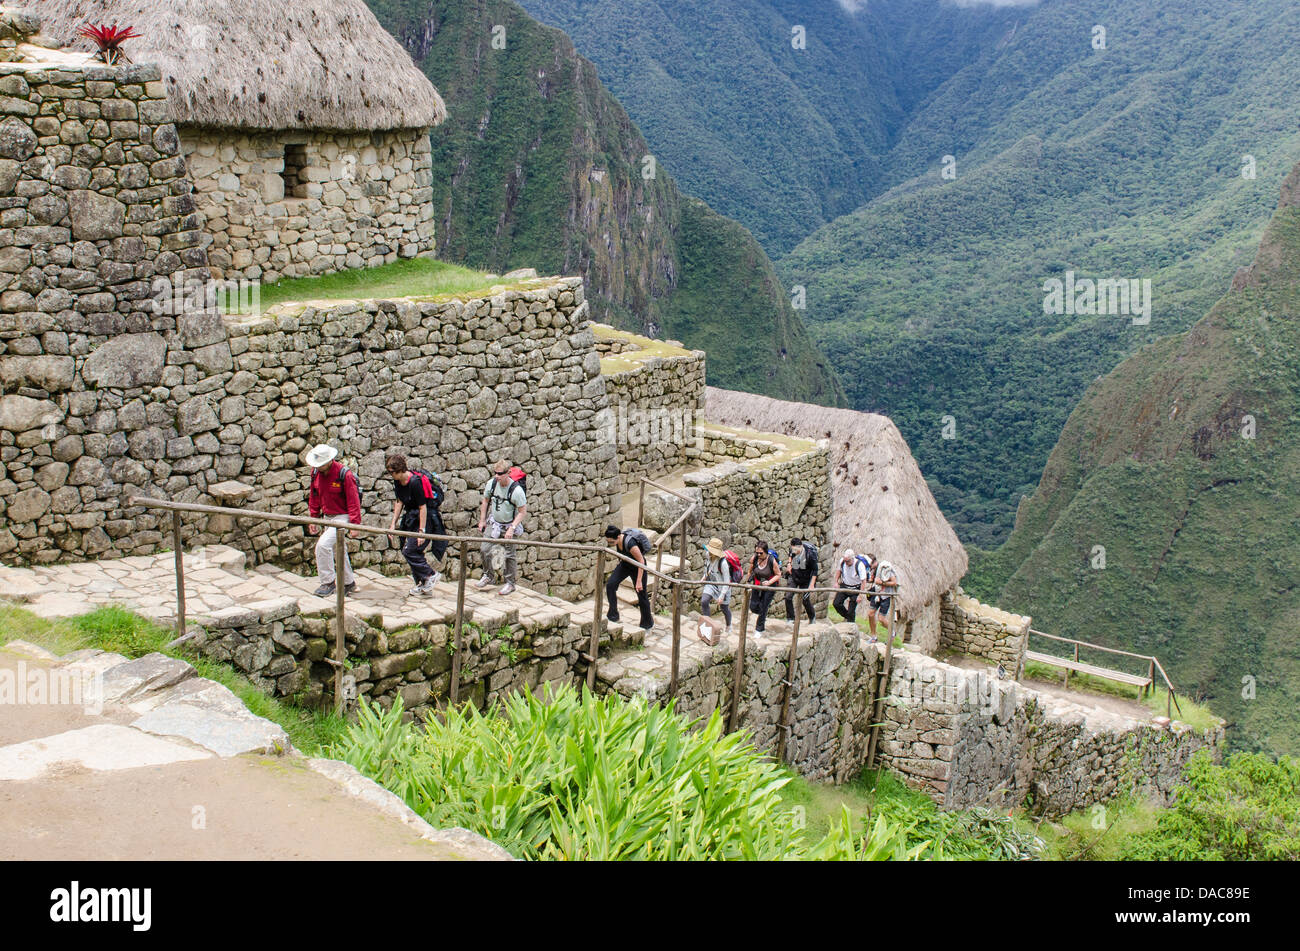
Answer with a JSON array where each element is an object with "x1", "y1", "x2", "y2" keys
[{"x1": 281, "y1": 143, "x2": 309, "y2": 199}]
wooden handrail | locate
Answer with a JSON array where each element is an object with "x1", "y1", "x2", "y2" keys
[{"x1": 1028, "y1": 628, "x2": 1183, "y2": 717}]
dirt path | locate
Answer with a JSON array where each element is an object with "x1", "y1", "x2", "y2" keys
[{"x1": 0, "y1": 647, "x2": 504, "y2": 861}]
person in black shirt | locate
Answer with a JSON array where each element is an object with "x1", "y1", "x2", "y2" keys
[
  {"x1": 603, "y1": 525, "x2": 654, "y2": 632},
  {"x1": 782, "y1": 537, "x2": 818, "y2": 623},
  {"x1": 386, "y1": 454, "x2": 445, "y2": 597}
]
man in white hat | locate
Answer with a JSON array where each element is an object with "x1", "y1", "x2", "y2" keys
[{"x1": 305, "y1": 443, "x2": 362, "y2": 597}]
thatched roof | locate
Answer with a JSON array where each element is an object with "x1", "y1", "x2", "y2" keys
[
  {"x1": 705, "y1": 387, "x2": 968, "y2": 616},
  {"x1": 20, "y1": 0, "x2": 446, "y2": 131}
]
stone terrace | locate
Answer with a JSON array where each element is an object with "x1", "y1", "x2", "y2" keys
[{"x1": 1, "y1": 546, "x2": 636, "y2": 718}]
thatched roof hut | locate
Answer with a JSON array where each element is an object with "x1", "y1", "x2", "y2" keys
[
  {"x1": 20, "y1": 0, "x2": 446, "y2": 130},
  {"x1": 706, "y1": 387, "x2": 968, "y2": 616}
]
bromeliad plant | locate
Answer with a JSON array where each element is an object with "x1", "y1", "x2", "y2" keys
[{"x1": 78, "y1": 23, "x2": 141, "y2": 65}]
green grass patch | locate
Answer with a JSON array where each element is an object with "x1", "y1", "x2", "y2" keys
[
  {"x1": 1035, "y1": 793, "x2": 1163, "y2": 861},
  {"x1": 233, "y1": 258, "x2": 518, "y2": 313},
  {"x1": 0, "y1": 604, "x2": 348, "y2": 755}
]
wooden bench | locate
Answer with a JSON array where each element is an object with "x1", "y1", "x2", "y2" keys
[{"x1": 1024, "y1": 650, "x2": 1154, "y2": 693}]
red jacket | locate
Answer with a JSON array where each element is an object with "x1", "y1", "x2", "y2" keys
[{"x1": 309, "y1": 462, "x2": 362, "y2": 523}]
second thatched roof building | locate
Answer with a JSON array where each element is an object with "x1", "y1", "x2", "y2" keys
[{"x1": 26, "y1": 0, "x2": 447, "y2": 282}]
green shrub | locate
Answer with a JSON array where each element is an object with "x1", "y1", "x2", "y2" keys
[
  {"x1": 1121, "y1": 751, "x2": 1300, "y2": 860},
  {"x1": 332, "y1": 685, "x2": 813, "y2": 860}
]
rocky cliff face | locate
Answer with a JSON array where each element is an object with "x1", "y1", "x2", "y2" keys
[{"x1": 366, "y1": 0, "x2": 844, "y2": 406}]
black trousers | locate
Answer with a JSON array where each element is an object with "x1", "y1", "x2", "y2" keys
[
  {"x1": 400, "y1": 509, "x2": 445, "y2": 582},
  {"x1": 784, "y1": 572, "x2": 816, "y2": 622},
  {"x1": 832, "y1": 590, "x2": 859, "y2": 623},
  {"x1": 606, "y1": 560, "x2": 653, "y2": 629},
  {"x1": 750, "y1": 588, "x2": 776, "y2": 631}
]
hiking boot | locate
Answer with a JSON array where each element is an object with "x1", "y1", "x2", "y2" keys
[
  {"x1": 344, "y1": 582, "x2": 357, "y2": 596},
  {"x1": 498, "y1": 582, "x2": 516, "y2": 596},
  {"x1": 474, "y1": 576, "x2": 493, "y2": 590},
  {"x1": 313, "y1": 582, "x2": 336, "y2": 597},
  {"x1": 429, "y1": 571, "x2": 443, "y2": 587}
]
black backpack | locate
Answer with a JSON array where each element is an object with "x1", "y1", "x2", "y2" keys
[
  {"x1": 622, "y1": 529, "x2": 651, "y2": 555},
  {"x1": 412, "y1": 468, "x2": 445, "y2": 510}
]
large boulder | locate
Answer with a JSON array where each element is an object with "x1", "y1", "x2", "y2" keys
[
  {"x1": 67, "y1": 189, "x2": 127, "y2": 241},
  {"x1": 0, "y1": 355, "x2": 75, "y2": 392},
  {"x1": 641, "y1": 486, "x2": 703, "y2": 533}
]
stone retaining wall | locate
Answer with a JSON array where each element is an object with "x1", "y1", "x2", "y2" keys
[
  {"x1": 189, "y1": 588, "x2": 587, "y2": 721},
  {"x1": 599, "y1": 622, "x2": 882, "y2": 783},
  {"x1": 876, "y1": 651, "x2": 1224, "y2": 817},
  {"x1": 180, "y1": 128, "x2": 434, "y2": 284},
  {"x1": 939, "y1": 589, "x2": 1030, "y2": 672},
  {"x1": 223, "y1": 278, "x2": 620, "y2": 599},
  {"x1": 682, "y1": 427, "x2": 833, "y2": 581},
  {"x1": 594, "y1": 324, "x2": 705, "y2": 489},
  {"x1": 0, "y1": 60, "x2": 228, "y2": 563}
]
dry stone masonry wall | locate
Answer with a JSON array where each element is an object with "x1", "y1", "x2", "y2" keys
[
  {"x1": 875, "y1": 651, "x2": 1223, "y2": 817},
  {"x1": 593, "y1": 323, "x2": 705, "y2": 489},
  {"x1": 180, "y1": 129, "x2": 434, "y2": 284},
  {"x1": 939, "y1": 589, "x2": 1030, "y2": 672},
  {"x1": 224, "y1": 278, "x2": 620, "y2": 598},
  {"x1": 0, "y1": 60, "x2": 230, "y2": 562}
]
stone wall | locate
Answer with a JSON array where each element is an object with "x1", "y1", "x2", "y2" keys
[
  {"x1": 876, "y1": 651, "x2": 1224, "y2": 817},
  {"x1": 939, "y1": 589, "x2": 1030, "y2": 673},
  {"x1": 0, "y1": 60, "x2": 227, "y2": 563},
  {"x1": 594, "y1": 324, "x2": 705, "y2": 489},
  {"x1": 179, "y1": 128, "x2": 434, "y2": 284},
  {"x1": 682, "y1": 426, "x2": 832, "y2": 579},
  {"x1": 223, "y1": 278, "x2": 621, "y2": 598},
  {"x1": 599, "y1": 622, "x2": 883, "y2": 783},
  {"x1": 186, "y1": 575, "x2": 588, "y2": 721}
]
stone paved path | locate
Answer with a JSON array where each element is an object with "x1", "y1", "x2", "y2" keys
[
  {"x1": 0, "y1": 640, "x2": 509, "y2": 860},
  {"x1": 0, "y1": 545, "x2": 620, "y2": 643}
]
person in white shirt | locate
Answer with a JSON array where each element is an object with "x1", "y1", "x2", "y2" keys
[
  {"x1": 865, "y1": 554, "x2": 899, "y2": 642},
  {"x1": 831, "y1": 549, "x2": 870, "y2": 623}
]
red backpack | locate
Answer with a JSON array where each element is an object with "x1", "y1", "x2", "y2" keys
[{"x1": 723, "y1": 550, "x2": 743, "y2": 582}]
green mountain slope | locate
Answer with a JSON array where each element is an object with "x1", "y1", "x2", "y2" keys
[
  {"x1": 366, "y1": 0, "x2": 844, "y2": 405},
  {"x1": 969, "y1": 162, "x2": 1300, "y2": 757},
  {"x1": 517, "y1": 0, "x2": 1023, "y2": 255},
  {"x1": 783, "y1": 0, "x2": 1300, "y2": 545}
]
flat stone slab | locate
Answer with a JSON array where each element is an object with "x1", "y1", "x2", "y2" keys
[
  {"x1": 0, "y1": 723, "x2": 211, "y2": 781},
  {"x1": 132, "y1": 698, "x2": 291, "y2": 757},
  {"x1": 0, "y1": 639, "x2": 60, "y2": 662},
  {"x1": 98, "y1": 652, "x2": 196, "y2": 704}
]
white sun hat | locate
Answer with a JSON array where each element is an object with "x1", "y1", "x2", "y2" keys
[{"x1": 305, "y1": 444, "x2": 338, "y2": 468}]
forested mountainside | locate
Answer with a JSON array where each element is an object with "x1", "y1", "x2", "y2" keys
[
  {"x1": 969, "y1": 160, "x2": 1300, "y2": 757},
  {"x1": 783, "y1": 0, "x2": 1300, "y2": 545},
  {"x1": 366, "y1": 0, "x2": 844, "y2": 405},
  {"x1": 518, "y1": 0, "x2": 1023, "y2": 255},
  {"x1": 519, "y1": 0, "x2": 1300, "y2": 547}
]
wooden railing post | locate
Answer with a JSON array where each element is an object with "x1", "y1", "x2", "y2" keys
[
  {"x1": 637, "y1": 479, "x2": 646, "y2": 527},
  {"x1": 588, "y1": 548, "x2": 605, "y2": 691},
  {"x1": 333, "y1": 524, "x2": 347, "y2": 717},
  {"x1": 866, "y1": 596, "x2": 898, "y2": 770},
  {"x1": 776, "y1": 609, "x2": 802, "y2": 764},
  {"x1": 726, "y1": 592, "x2": 749, "y2": 734},
  {"x1": 451, "y1": 540, "x2": 467, "y2": 705},
  {"x1": 172, "y1": 509, "x2": 185, "y2": 641},
  {"x1": 669, "y1": 574, "x2": 682, "y2": 699}
]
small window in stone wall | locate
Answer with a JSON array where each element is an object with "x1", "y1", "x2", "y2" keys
[{"x1": 282, "y1": 143, "x2": 309, "y2": 199}]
